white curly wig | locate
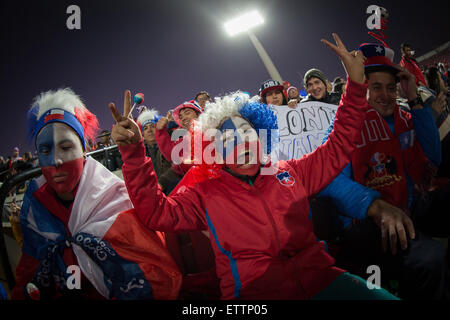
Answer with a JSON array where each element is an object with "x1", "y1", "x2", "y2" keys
[
  {"x1": 196, "y1": 91, "x2": 258, "y2": 131},
  {"x1": 195, "y1": 91, "x2": 279, "y2": 155}
]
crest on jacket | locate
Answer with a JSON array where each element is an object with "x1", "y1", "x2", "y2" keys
[
  {"x1": 276, "y1": 170, "x2": 295, "y2": 186},
  {"x1": 363, "y1": 152, "x2": 401, "y2": 189}
]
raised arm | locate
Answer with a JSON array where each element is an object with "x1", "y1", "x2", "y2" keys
[
  {"x1": 395, "y1": 65, "x2": 442, "y2": 167},
  {"x1": 155, "y1": 116, "x2": 177, "y2": 162},
  {"x1": 289, "y1": 33, "x2": 368, "y2": 197},
  {"x1": 109, "y1": 91, "x2": 207, "y2": 232}
]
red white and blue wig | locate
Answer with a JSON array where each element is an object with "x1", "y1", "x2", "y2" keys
[
  {"x1": 197, "y1": 91, "x2": 279, "y2": 155},
  {"x1": 27, "y1": 88, "x2": 99, "y2": 150},
  {"x1": 136, "y1": 107, "x2": 161, "y2": 133}
]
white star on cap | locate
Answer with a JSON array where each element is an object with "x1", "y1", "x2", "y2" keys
[{"x1": 375, "y1": 46, "x2": 383, "y2": 53}]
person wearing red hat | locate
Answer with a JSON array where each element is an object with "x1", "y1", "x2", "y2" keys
[
  {"x1": 317, "y1": 42, "x2": 449, "y2": 299},
  {"x1": 154, "y1": 101, "x2": 203, "y2": 170},
  {"x1": 286, "y1": 86, "x2": 301, "y2": 108},
  {"x1": 400, "y1": 43, "x2": 427, "y2": 87}
]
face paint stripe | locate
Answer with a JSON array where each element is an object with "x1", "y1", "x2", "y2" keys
[
  {"x1": 36, "y1": 124, "x2": 56, "y2": 167},
  {"x1": 220, "y1": 118, "x2": 248, "y2": 160},
  {"x1": 36, "y1": 123, "x2": 84, "y2": 168},
  {"x1": 41, "y1": 158, "x2": 84, "y2": 194}
]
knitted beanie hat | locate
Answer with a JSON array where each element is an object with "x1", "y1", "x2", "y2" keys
[{"x1": 303, "y1": 68, "x2": 327, "y2": 88}]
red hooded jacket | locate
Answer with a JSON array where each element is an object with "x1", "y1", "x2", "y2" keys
[
  {"x1": 400, "y1": 55, "x2": 427, "y2": 86},
  {"x1": 120, "y1": 78, "x2": 369, "y2": 299}
]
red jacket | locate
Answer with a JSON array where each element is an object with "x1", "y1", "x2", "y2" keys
[
  {"x1": 120, "y1": 78, "x2": 369, "y2": 299},
  {"x1": 351, "y1": 106, "x2": 428, "y2": 212},
  {"x1": 155, "y1": 125, "x2": 193, "y2": 175},
  {"x1": 400, "y1": 55, "x2": 427, "y2": 86},
  {"x1": 155, "y1": 126, "x2": 179, "y2": 163}
]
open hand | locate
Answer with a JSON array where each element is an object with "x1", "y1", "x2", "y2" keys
[
  {"x1": 321, "y1": 33, "x2": 366, "y2": 84},
  {"x1": 367, "y1": 199, "x2": 416, "y2": 255},
  {"x1": 109, "y1": 90, "x2": 142, "y2": 146}
]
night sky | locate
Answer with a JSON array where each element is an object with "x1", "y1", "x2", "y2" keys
[{"x1": 1, "y1": 0, "x2": 449, "y2": 157}]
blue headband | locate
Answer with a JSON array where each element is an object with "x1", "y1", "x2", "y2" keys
[{"x1": 34, "y1": 108, "x2": 86, "y2": 150}]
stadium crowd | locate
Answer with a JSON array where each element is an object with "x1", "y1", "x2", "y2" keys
[{"x1": 1, "y1": 34, "x2": 449, "y2": 301}]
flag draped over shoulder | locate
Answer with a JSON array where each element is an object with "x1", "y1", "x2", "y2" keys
[{"x1": 20, "y1": 156, "x2": 182, "y2": 299}]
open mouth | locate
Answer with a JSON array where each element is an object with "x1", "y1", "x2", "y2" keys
[
  {"x1": 376, "y1": 101, "x2": 392, "y2": 109},
  {"x1": 52, "y1": 172, "x2": 68, "y2": 183},
  {"x1": 236, "y1": 149, "x2": 254, "y2": 165},
  {"x1": 313, "y1": 90, "x2": 322, "y2": 97}
]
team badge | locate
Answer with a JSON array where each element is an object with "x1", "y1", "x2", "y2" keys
[{"x1": 276, "y1": 171, "x2": 295, "y2": 187}]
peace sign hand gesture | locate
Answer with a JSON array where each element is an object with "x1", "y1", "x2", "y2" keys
[
  {"x1": 321, "y1": 33, "x2": 366, "y2": 84},
  {"x1": 109, "y1": 90, "x2": 142, "y2": 146}
]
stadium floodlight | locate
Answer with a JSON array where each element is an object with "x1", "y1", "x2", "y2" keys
[
  {"x1": 224, "y1": 10, "x2": 283, "y2": 83},
  {"x1": 224, "y1": 10, "x2": 264, "y2": 36}
]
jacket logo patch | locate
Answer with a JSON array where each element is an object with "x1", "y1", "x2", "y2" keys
[
  {"x1": 363, "y1": 152, "x2": 402, "y2": 189},
  {"x1": 276, "y1": 171, "x2": 295, "y2": 187},
  {"x1": 398, "y1": 130, "x2": 414, "y2": 150}
]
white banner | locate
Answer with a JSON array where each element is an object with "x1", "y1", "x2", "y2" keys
[{"x1": 272, "y1": 101, "x2": 339, "y2": 160}]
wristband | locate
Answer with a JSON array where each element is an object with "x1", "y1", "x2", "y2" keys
[{"x1": 407, "y1": 95, "x2": 423, "y2": 109}]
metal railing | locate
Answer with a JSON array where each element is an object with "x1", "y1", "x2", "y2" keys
[{"x1": 0, "y1": 167, "x2": 42, "y2": 291}]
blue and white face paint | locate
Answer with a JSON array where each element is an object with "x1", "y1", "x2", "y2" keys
[
  {"x1": 218, "y1": 116, "x2": 261, "y2": 176},
  {"x1": 36, "y1": 122, "x2": 85, "y2": 194}
]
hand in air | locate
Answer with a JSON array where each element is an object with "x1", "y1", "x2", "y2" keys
[
  {"x1": 321, "y1": 33, "x2": 366, "y2": 84},
  {"x1": 109, "y1": 90, "x2": 142, "y2": 146}
]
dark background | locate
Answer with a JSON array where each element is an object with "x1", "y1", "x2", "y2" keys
[{"x1": 1, "y1": 0, "x2": 448, "y2": 157}]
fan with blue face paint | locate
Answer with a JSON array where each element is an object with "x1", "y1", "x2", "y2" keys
[
  {"x1": 218, "y1": 116, "x2": 262, "y2": 176},
  {"x1": 36, "y1": 122, "x2": 85, "y2": 197},
  {"x1": 27, "y1": 88, "x2": 99, "y2": 200},
  {"x1": 15, "y1": 88, "x2": 182, "y2": 300}
]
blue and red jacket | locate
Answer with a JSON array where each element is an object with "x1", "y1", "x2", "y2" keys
[{"x1": 120, "y1": 78, "x2": 369, "y2": 299}]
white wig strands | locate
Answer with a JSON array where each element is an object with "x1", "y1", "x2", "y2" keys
[
  {"x1": 197, "y1": 91, "x2": 258, "y2": 132},
  {"x1": 32, "y1": 88, "x2": 86, "y2": 118},
  {"x1": 137, "y1": 108, "x2": 160, "y2": 125}
]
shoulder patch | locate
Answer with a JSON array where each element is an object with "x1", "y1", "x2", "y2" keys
[{"x1": 276, "y1": 170, "x2": 295, "y2": 187}]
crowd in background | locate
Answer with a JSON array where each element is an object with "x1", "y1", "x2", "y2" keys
[
  {"x1": 2, "y1": 42, "x2": 448, "y2": 184},
  {"x1": 1, "y1": 39, "x2": 450, "y2": 300}
]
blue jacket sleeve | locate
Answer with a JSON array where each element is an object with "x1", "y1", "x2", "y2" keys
[
  {"x1": 411, "y1": 104, "x2": 442, "y2": 167},
  {"x1": 318, "y1": 164, "x2": 380, "y2": 220},
  {"x1": 318, "y1": 116, "x2": 380, "y2": 220}
]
